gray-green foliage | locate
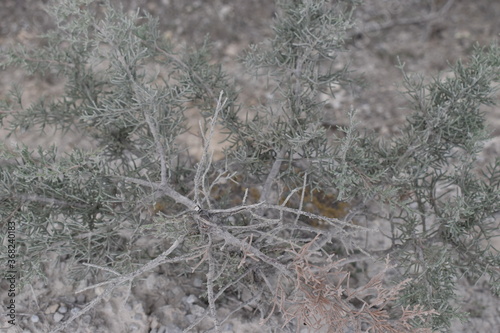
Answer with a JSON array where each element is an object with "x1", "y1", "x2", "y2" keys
[
  {"x1": 1, "y1": 0, "x2": 499, "y2": 331},
  {"x1": 391, "y1": 46, "x2": 500, "y2": 328}
]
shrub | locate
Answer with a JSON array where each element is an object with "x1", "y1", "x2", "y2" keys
[{"x1": 1, "y1": 0, "x2": 499, "y2": 332}]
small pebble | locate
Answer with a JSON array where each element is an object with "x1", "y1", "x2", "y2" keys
[
  {"x1": 171, "y1": 286, "x2": 183, "y2": 298},
  {"x1": 58, "y1": 305, "x2": 68, "y2": 314},
  {"x1": 193, "y1": 278, "x2": 203, "y2": 288},
  {"x1": 185, "y1": 294, "x2": 197, "y2": 305},
  {"x1": 53, "y1": 312, "x2": 64, "y2": 323},
  {"x1": 222, "y1": 323, "x2": 234, "y2": 332},
  {"x1": 45, "y1": 303, "x2": 59, "y2": 314},
  {"x1": 190, "y1": 304, "x2": 205, "y2": 316},
  {"x1": 155, "y1": 324, "x2": 182, "y2": 333},
  {"x1": 76, "y1": 294, "x2": 86, "y2": 304},
  {"x1": 30, "y1": 314, "x2": 39, "y2": 323},
  {"x1": 70, "y1": 307, "x2": 80, "y2": 315},
  {"x1": 185, "y1": 314, "x2": 196, "y2": 324}
]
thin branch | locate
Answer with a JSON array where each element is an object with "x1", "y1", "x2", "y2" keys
[
  {"x1": 81, "y1": 263, "x2": 121, "y2": 276},
  {"x1": 119, "y1": 176, "x2": 196, "y2": 209},
  {"x1": 206, "y1": 236, "x2": 221, "y2": 333},
  {"x1": 206, "y1": 201, "x2": 264, "y2": 215},
  {"x1": 194, "y1": 91, "x2": 227, "y2": 206},
  {"x1": 260, "y1": 146, "x2": 288, "y2": 205},
  {"x1": 144, "y1": 106, "x2": 169, "y2": 186},
  {"x1": 183, "y1": 308, "x2": 210, "y2": 333},
  {"x1": 265, "y1": 203, "x2": 373, "y2": 230},
  {"x1": 19, "y1": 56, "x2": 76, "y2": 69},
  {"x1": 294, "y1": 172, "x2": 308, "y2": 225}
]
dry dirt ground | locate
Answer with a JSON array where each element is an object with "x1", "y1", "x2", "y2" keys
[{"x1": 1, "y1": 0, "x2": 499, "y2": 332}]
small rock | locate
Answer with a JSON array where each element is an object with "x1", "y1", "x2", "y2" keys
[
  {"x1": 112, "y1": 289, "x2": 123, "y2": 298},
  {"x1": 185, "y1": 314, "x2": 196, "y2": 324},
  {"x1": 53, "y1": 312, "x2": 64, "y2": 323},
  {"x1": 30, "y1": 314, "x2": 39, "y2": 323},
  {"x1": 193, "y1": 278, "x2": 203, "y2": 288},
  {"x1": 149, "y1": 317, "x2": 159, "y2": 329},
  {"x1": 171, "y1": 286, "x2": 183, "y2": 298},
  {"x1": 222, "y1": 323, "x2": 234, "y2": 332},
  {"x1": 185, "y1": 294, "x2": 197, "y2": 305},
  {"x1": 58, "y1": 305, "x2": 68, "y2": 314},
  {"x1": 70, "y1": 307, "x2": 80, "y2": 315},
  {"x1": 76, "y1": 294, "x2": 86, "y2": 304},
  {"x1": 64, "y1": 296, "x2": 76, "y2": 303},
  {"x1": 158, "y1": 324, "x2": 181, "y2": 333},
  {"x1": 190, "y1": 304, "x2": 205, "y2": 316},
  {"x1": 45, "y1": 304, "x2": 59, "y2": 314},
  {"x1": 224, "y1": 43, "x2": 239, "y2": 57},
  {"x1": 219, "y1": 5, "x2": 232, "y2": 21}
]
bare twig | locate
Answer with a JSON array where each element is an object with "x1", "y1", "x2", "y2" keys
[
  {"x1": 265, "y1": 203, "x2": 373, "y2": 230},
  {"x1": 294, "y1": 172, "x2": 308, "y2": 225},
  {"x1": 206, "y1": 236, "x2": 221, "y2": 333},
  {"x1": 120, "y1": 176, "x2": 196, "y2": 209},
  {"x1": 206, "y1": 201, "x2": 264, "y2": 215},
  {"x1": 144, "y1": 107, "x2": 169, "y2": 186},
  {"x1": 194, "y1": 91, "x2": 227, "y2": 206},
  {"x1": 81, "y1": 263, "x2": 121, "y2": 276},
  {"x1": 260, "y1": 146, "x2": 287, "y2": 205}
]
